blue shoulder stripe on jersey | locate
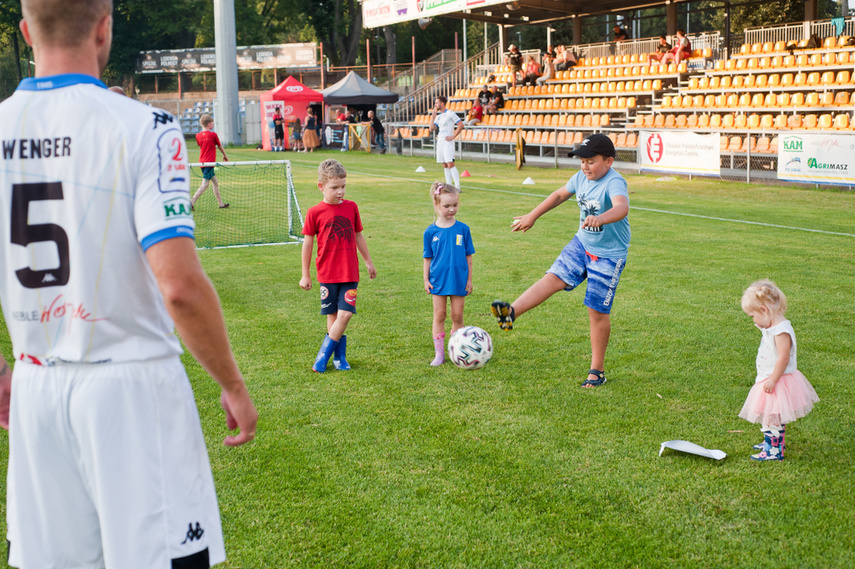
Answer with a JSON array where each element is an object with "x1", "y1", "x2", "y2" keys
[
  {"x1": 141, "y1": 226, "x2": 195, "y2": 252},
  {"x1": 17, "y1": 74, "x2": 107, "y2": 91}
]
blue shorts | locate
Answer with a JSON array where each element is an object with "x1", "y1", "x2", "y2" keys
[
  {"x1": 201, "y1": 167, "x2": 215, "y2": 180},
  {"x1": 319, "y1": 282, "x2": 358, "y2": 315},
  {"x1": 547, "y1": 236, "x2": 626, "y2": 314}
]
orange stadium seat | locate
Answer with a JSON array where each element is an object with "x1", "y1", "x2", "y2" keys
[
  {"x1": 744, "y1": 75, "x2": 756, "y2": 88},
  {"x1": 625, "y1": 132, "x2": 637, "y2": 148},
  {"x1": 833, "y1": 113, "x2": 850, "y2": 130},
  {"x1": 735, "y1": 114, "x2": 747, "y2": 128},
  {"x1": 722, "y1": 114, "x2": 735, "y2": 128},
  {"x1": 615, "y1": 132, "x2": 627, "y2": 147},
  {"x1": 732, "y1": 76, "x2": 745, "y2": 88},
  {"x1": 747, "y1": 113, "x2": 761, "y2": 128},
  {"x1": 803, "y1": 114, "x2": 818, "y2": 129},
  {"x1": 727, "y1": 136, "x2": 744, "y2": 152},
  {"x1": 698, "y1": 114, "x2": 710, "y2": 128},
  {"x1": 664, "y1": 114, "x2": 676, "y2": 127},
  {"x1": 835, "y1": 92, "x2": 850, "y2": 106},
  {"x1": 678, "y1": 115, "x2": 690, "y2": 128},
  {"x1": 774, "y1": 114, "x2": 788, "y2": 129},
  {"x1": 626, "y1": 97, "x2": 637, "y2": 108}
]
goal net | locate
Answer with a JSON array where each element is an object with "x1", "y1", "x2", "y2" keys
[{"x1": 187, "y1": 160, "x2": 303, "y2": 249}]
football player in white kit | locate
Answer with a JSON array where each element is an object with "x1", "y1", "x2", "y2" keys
[
  {"x1": 428, "y1": 96, "x2": 464, "y2": 189},
  {"x1": 0, "y1": 1, "x2": 258, "y2": 568}
]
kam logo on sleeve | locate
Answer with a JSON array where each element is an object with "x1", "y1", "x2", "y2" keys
[{"x1": 163, "y1": 197, "x2": 192, "y2": 218}]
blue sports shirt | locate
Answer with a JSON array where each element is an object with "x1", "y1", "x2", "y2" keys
[
  {"x1": 564, "y1": 168, "x2": 631, "y2": 258},
  {"x1": 423, "y1": 220, "x2": 475, "y2": 296}
]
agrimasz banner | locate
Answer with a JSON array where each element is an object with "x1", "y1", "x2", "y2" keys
[
  {"x1": 639, "y1": 131, "x2": 720, "y2": 176},
  {"x1": 777, "y1": 133, "x2": 855, "y2": 185},
  {"x1": 363, "y1": 0, "x2": 506, "y2": 28}
]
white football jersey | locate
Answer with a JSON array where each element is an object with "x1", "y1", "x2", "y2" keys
[
  {"x1": 434, "y1": 109, "x2": 461, "y2": 140},
  {"x1": 0, "y1": 74, "x2": 195, "y2": 364}
]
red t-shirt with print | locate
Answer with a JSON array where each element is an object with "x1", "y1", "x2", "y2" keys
[
  {"x1": 196, "y1": 130, "x2": 220, "y2": 163},
  {"x1": 302, "y1": 200, "x2": 364, "y2": 283}
]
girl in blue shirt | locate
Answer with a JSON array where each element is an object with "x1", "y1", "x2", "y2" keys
[{"x1": 423, "y1": 183, "x2": 475, "y2": 366}]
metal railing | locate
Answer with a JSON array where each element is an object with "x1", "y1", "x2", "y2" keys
[
  {"x1": 574, "y1": 32, "x2": 722, "y2": 61},
  {"x1": 380, "y1": 49, "x2": 462, "y2": 96},
  {"x1": 388, "y1": 43, "x2": 500, "y2": 122},
  {"x1": 744, "y1": 17, "x2": 855, "y2": 45}
]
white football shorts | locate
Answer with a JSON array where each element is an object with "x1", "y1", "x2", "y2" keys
[
  {"x1": 436, "y1": 139, "x2": 456, "y2": 163},
  {"x1": 6, "y1": 356, "x2": 226, "y2": 569}
]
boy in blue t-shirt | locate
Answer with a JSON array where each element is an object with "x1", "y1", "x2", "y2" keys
[{"x1": 491, "y1": 134, "x2": 630, "y2": 388}]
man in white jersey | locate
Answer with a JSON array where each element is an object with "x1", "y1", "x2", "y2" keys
[
  {"x1": 0, "y1": 1, "x2": 258, "y2": 568},
  {"x1": 428, "y1": 96, "x2": 464, "y2": 189}
]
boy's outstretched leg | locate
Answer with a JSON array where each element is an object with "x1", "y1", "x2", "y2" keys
[
  {"x1": 582, "y1": 308, "x2": 610, "y2": 388},
  {"x1": 492, "y1": 273, "x2": 567, "y2": 331}
]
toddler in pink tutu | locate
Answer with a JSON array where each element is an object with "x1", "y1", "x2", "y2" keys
[{"x1": 739, "y1": 280, "x2": 819, "y2": 461}]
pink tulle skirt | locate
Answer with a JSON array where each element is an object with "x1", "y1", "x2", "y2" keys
[{"x1": 739, "y1": 370, "x2": 819, "y2": 426}]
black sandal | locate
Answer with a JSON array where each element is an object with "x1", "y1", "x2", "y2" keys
[{"x1": 581, "y1": 369, "x2": 607, "y2": 388}]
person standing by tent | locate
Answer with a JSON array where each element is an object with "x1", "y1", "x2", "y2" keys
[
  {"x1": 303, "y1": 107, "x2": 320, "y2": 152},
  {"x1": 368, "y1": 110, "x2": 386, "y2": 154}
]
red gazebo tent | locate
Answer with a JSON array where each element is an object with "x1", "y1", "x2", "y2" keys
[{"x1": 259, "y1": 76, "x2": 324, "y2": 150}]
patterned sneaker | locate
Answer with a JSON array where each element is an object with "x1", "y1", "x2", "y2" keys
[{"x1": 491, "y1": 300, "x2": 515, "y2": 331}]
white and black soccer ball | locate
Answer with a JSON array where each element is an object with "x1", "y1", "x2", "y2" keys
[{"x1": 448, "y1": 326, "x2": 493, "y2": 370}]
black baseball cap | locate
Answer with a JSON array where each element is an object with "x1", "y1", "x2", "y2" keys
[{"x1": 568, "y1": 133, "x2": 616, "y2": 159}]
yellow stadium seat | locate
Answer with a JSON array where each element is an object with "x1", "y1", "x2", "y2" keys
[
  {"x1": 643, "y1": 115, "x2": 655, "y2": 127},
  {"x1": 774, "y1": 114, "x2": 788, "y2": 129},
  {"x1": 664, "y1": 114, "x2": 676, "y2": 127},
  {"x1": 791, "y1": 92, "x2": 805, "y2": 106},
  {"x1": 626, "y1": 97, "x2": 637, "y2": 108},
  {"x1": 728, "y1": 135, "x2": 744, "y2": 153},
  {"x1": 818, "y1": 114, "x2": 833, "y2": 129},
  {"x1": 715, "y1": 94, "x2": 727, "y2": 107},
  {"x1": 780, "y1": 73, "x2": 794, "y2": 87},
  {"x1": 751, "y1": 43, "x2": 762, "y2": 54},
  {"x1": 747, "y1": 113, "x2": 760, "y2": 128},
  {"x1": 747, "y1": 58, "x2": 759, "y2": 70},
  {"x1": 703, "y1": 94, "x2": 715, "y2": 107},
  {"x1": 794, "y1": 72, "x2": 807, "y2": 86},
  {"x1": 684, "y1": 115, "x2": 695, "y2": 128},
  {"x1": 599, "y1": 115, "x2": 610, "y2": 127},
  {"x1": 732, "y1": 76, "x2": 744, "y2": 88},
  {"x1": 803, "y1": 114, "x2": 818, "y2": 129},
  {"x1": 633, "y1": 80, "x2": 643, "y2": 90},
  {"x1": 688, "y1": 77, "x2": 699, "y2": 90},
  {"x1": 774, "y1": 41, "x2": 787, "y2": 52},
  {"x1": 744, "y1": 75, "x2": 756, "y2": 88},
  {"x1": 833, "y1": 113, "x2": 850, "y2": 130},
  {"x1": 582, "y1": 115, "x2": 592, "y2": 127},
  {"x1": 711, "y1": 114, "x2": 722, "y2": 128},
  {"x1": 715, "y1": 60, "x2": 725, "y2": 71},
  {"x1": 755, "y1": 75, "x2": 768, "y2": 88},
  {"x1": 762, "y1": 42, "x2": 774, "y2": 53},
  {"x1": 735, "y1": 114, "x2": 747, "y2": 128},
  {"x1": 783, "y1": 55, "x2": 795, "y2": 67},
  {"x1": 709, "y1": 76, "x2": 721, "y2": 89},
  {"x1": 758, "y1": 57, "x2": 771, "y2": 69},
  {"x1": 738, "y1": 93, "x2": 751, "y2": 107},
  {"x1": 722, "y1": 114, "x2": 735, "y2": 128},
  {"x1": 726, "y1": 59, "x2": 737, "y2": 71},
  {"x1": 836, "y1": 70, "x2": 851, "y2": 85},
  {"x1": 824, "y1": 36, "x2": 837, "y2": 48},
  {"x1": 820, "y1": 92, "x2": 834, "y2": 106},
  {"x1": 767, "y1": 73, "x2": 780, "y2": 87},
  {"x1": 760, "y1": 114, "x2": 774, "y2": 129},
  {"x1": 655, "y1": 114, "x2": 666, "y2": 127},
  {"x1": 755, "y1": 136, "x2": 771, "y2": 153},
  {"x1": 652, "y1": 79, "x2": 662, "y2": 90},
  {"x1": 720, "y1": 76, "x2": 732, "y2": 89},
  {"x1": 634, "y1": 115, "x2": 644, "y2": 128},
  {"x1": 821, "y1": 71, "x2": 835, "y2": 86},
  {"x1": 699, "y1": 77, "x2": 710, "y2": 89},
  {"x1": 739, "y1": 44, "x2": 750, "y2": 55},
  {"x1": 751, "y1": 93, "x2": 764, "y2": 107},
  {"x1": 764, "y1": 94, "x2": 775, "y2": 107},
  {"x1": 805, "y1": 92, "x2": 819, "y2": 106},
  {"x1": 736, "y1": 59, "x2": 747, "y2": 70}
]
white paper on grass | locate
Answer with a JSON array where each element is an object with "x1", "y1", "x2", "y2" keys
[{"x1": 659, "y1": 440, "x2": 726, "y2": 460}]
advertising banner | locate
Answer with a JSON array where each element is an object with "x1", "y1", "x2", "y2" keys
[
  {"x1": 363, "y1": 0, "x2": 502, "y2": 29},
  {"x1": 136, "y1": 43, "x2": 317, "y2": 74},
  {"x1": 639, "y1": 131, "x2": 720, "y2": 176},
  {"x1": 776, "y1": 133, "x2": 855, "y2": 185}
]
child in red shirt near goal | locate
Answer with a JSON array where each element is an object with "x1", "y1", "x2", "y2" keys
[
  {"x1": 300, "y1": 159, "x2": 377, "y2": 372},
  {"x1": 191, "y1": 114, "x2": 229, "y2": 209}
]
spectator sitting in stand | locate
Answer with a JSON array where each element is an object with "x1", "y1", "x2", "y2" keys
[
  {"x1": 478, "y1": 84, "x2": 492, "y2": 108},
  {"x1": 554, "y1": 45, "x2": 578, "y2": 72},
  {"x1": 466, "y1": 98, "x2": 483, "y2": 126},
  {"x1": 537, "y1": 47, "x2": 556, "y2": 86},
  {"x1": 522, "y1": 55, "x2": 541, "y2": 86},
  {"x1": 660, "y1": 30, "x2": 692, "y2": 65},
  {"x1": 647, "y1": 35, "x2": 673, "y2": 65},
  {"x1": 504, "y1": 44, "x2": 523, "y2": 89},
  {"x1": 485, "y1": 86, "x2": 505, "y2": 115},
  {"x1": 613, "y1": 25, "x2": 629, "y2": 42}
]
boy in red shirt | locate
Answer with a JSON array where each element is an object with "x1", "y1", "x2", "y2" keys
[
  {"x1": 191, "y1": 114, "x2": 229, "y2": 209},
  {"x1": 300, "y1": 159, "x2": 377, "y2": 372}
]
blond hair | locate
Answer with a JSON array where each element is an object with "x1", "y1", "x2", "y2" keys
[
  {"x1": 199, "y1": 114, "x2": 213, "y2": 127},
  {"x1": 430, "y1": 181, "x2": 461, "y2": 204},
  {"x1": 318, "y1": 159, "x2": 347, "y2": 184},
  {"x1": 742, "y1": 280, "x2": 788, "y2": 317},
  {"x1": 22, "y1": 0, "x2": 112, "y2": 48}
]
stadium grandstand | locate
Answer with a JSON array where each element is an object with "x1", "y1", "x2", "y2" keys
[{"x1": 374, "y1": 0, "x2": 855, "y2": 185}]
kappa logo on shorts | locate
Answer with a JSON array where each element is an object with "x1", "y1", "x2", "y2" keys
[
  {"x1": 152, "y1": 111, "x2": 174, "y2": 129},
  {"x1": 344, "y1": 289, "x2": 358, "y2": 306},
  {"x1": 320, "y1": 286, "x2": 329, "y2": 300},
  {"x1": 180, "y1": 522, "x2": 204, "y2": 544}
]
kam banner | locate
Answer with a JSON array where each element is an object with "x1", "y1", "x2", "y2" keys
[
  {"x1": 776, "y1": 133, "x2": 855, "y2": 185},
  {"x1": 363, "y1": 0, "x2": 502, "y2": 29},
  {"x1": 639, "y1": 131, "x2": 720, "y2": 176}
]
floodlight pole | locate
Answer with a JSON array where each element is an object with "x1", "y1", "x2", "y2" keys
[{"x1": 214, "y1": 0, "x2": 240, "y2": 145}]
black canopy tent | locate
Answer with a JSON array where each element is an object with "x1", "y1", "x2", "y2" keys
[{"x1": 321, "y1": 71, "x2": 399, "y2": 108}]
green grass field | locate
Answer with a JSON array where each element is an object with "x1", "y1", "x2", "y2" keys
[{"x1": 2, "y1": 148, "x2": 854, "y2": 568}]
